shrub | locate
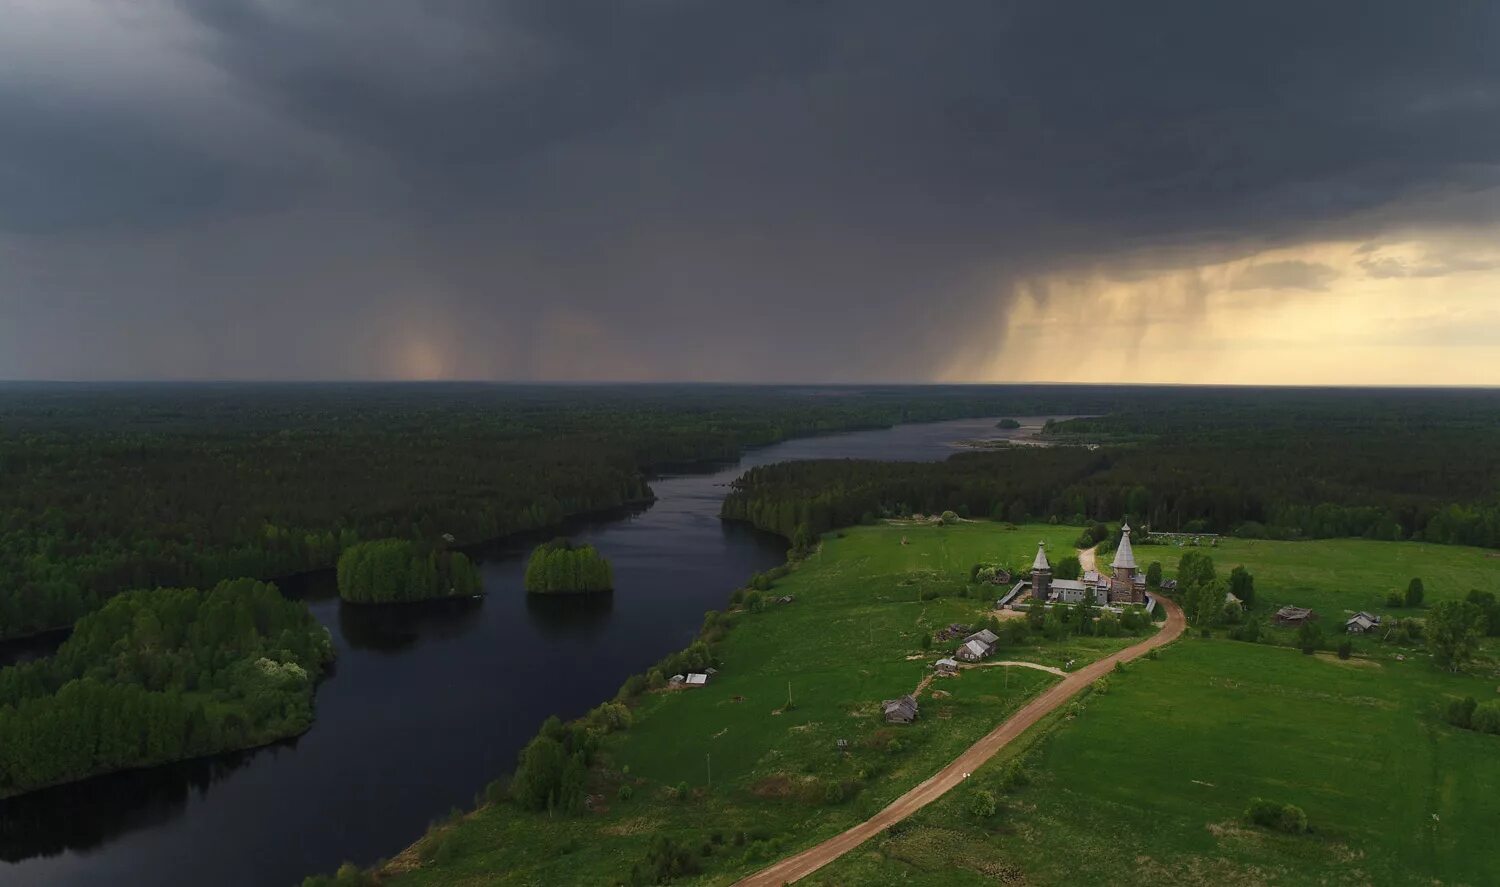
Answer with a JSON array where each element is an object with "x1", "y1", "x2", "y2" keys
[
  {"x1": 920, "y1": 588, "x2": 940, "y2": 601},
  {"x1": 1296, "y1": 622, "x2": 1324, "y2": 654},
  {"x1": 997, "y1": 760, "x2": 1031, "y2": 791},
  {"x1": 1386, "y1": 590, "x2": 1403, "y2": 608},
  {"x1": 1247, "y1": 798, "x2": 1309, "y2": 833},
  {"x1": 1405, "y1": 578, "x2": 1425, "y2": 608},
  {"x1": 1336, "y1": 641, "x2": 1352, "y2": 660},
  {"x1": 1444, "y1": 696, "x2": 1478, "y2": 730},
  {"x1": 632, "y1": 835, "x2": 699, "y2": 885},
  {"x1": 618, "y1": 783, "x2": 635, "y2": 802},
  {"x1": 822, "y1": 781, "x2": 847, "y2": 805},
  {"x1": 744, "y1": 590, "x2": 765, "y2": 612},
  {"x1": 1473, "y1": 701, "x2": 1500, "y2": 735},
  {"x1": 968, "y1": 789, "x2": 998, "y2": 818},
  {"x1": 920, "y1": 633, "x2": 933, "y2": 650}
]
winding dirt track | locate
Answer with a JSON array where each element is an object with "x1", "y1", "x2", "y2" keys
[{"x1": 734, "y1": 590, "x2": 1185, "y2": 886}]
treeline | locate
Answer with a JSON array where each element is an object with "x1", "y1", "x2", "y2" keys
[
  {"x1": 523, "y1": 540, "x2": 614, "y2": 594},
  {"x1": 0, "y1": 579, "x2": 333, "y2": 797},
  {"x1": 723, "y1": 390, "x2": 1500, "y2": 549},
  {"x1": 0, "y1": 382, "x2": 1126, "y2": 638},
  {"x1": 335, "y1": 540, "x2": 480, "y2": 604}
]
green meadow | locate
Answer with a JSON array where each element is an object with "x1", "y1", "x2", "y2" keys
[
  {"x1": 1153, "y1": 534, "x2": 1500, "y2": 615},
  {"x1": 368, "y1": 524, "x2": 1500, "y2": 886},
  {"x1": 377, "y1": 521, "x2": 1147, "y2": 886},
  {"x1": 812, "y1": 637, "x2": 1500, "y2": 886}
]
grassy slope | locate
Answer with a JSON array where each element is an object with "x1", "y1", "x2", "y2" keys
[
  {"x1": 812, "y1": 544, "x2": 1500, "y2": 887},
  {"x1": 385, "y1": 522, "x2": 1150, "y2": 885}
]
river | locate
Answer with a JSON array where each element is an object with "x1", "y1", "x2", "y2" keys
[{"x1": 0, "y1": 416, "x2": 1042, "y2": 886}]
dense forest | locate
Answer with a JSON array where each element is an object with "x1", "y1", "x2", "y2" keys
[
  {"x1": 523, "y1": 540, "x2": 614, "y2": 594},
  {"x1": 0, "y1": 579, "x2": 332, "y2": 797},
  {"x1": 723, "y1": 390, "x2": 1500, "y2": 547},
  {"x1": 1, "y1": 382, "x2": 1118, "y2": 638},
  {"x1": 335, "y1": 540, "x2": 481, "y2": 604}
]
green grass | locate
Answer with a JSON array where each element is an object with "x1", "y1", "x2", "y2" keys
[
  {"x1": 811, "y1": 637, "x2": 1500, "y2": 886},
  {"x1": 378, "y1": 521, "x2": 1150, "y2": 886},
  {"x1": 1147, "y1": 535, "x2": 1500, "y2": 618}
]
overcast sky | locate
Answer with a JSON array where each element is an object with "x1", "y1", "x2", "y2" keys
[{"x1": 2, "y1": 1, "x2": 1498, "y2": 383}]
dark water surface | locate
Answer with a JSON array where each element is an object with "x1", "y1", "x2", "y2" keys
[{"x1": 0, "y1": 417, "x2": 1033, "y2": 886}]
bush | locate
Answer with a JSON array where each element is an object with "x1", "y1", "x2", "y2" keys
[
  {"x1": 1296, "y1": 622, "x2": 1324, "y2": 654},
  {"x1": 1445, "y1": 696, "x2": 1477, "y2": 729},
  {"x1": 920, "y1": 633, "x2": 933, "y2": 650},
  {"x1": 631, "y1": 835, "x2": 699, "y2": 885},
  {"x1": 1145, "y1": 561, "x2": 1163, "y2": 587},
  {"x1": 1405, "y1": 577, "x2": 1425, "y2": 608},
  {"x1": 1247, "y1": 798, "x2": 1309, "y2": 833},
  {"x1": 1336, "y1": 640, "x2": 1352, "y2": 660},
  {"x1": 1473, "y1": 701, "x2": 1500, "y2": 735},
  {"x1": 919, "y1": 588, "x2": 940, "y2": 601},
  {"x1": 968, "y1": 789, "x2": 998, "y2": 818},
  {"x1": 1386, "y1": 590, "x2": 1403, "y2": 608},
  {"x1": 618, "y1": 783, "x2": 635, "y2": 802},
  {"x1": 939, "y1": 510, "x2": 960, "y2": 525}
]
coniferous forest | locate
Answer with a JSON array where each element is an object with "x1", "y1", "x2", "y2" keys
[
  {"x1": 0, "y1": 578, "x2": 332, "y2": 797},
  {"x1": 524, "y1": 540, "x2": 615, "y2": 594},
  {"x1": 336, "y1": 540, "x2": 481, "y2": 604},
  {"x1": 721, "y1": 392, "x2": 1500, "y2": 546},
  {"x1": 0, "y1": 383, "x2": 1076, "y2": 639}
]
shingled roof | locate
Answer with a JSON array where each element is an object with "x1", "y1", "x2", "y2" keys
[
  {"x1": 1111, "y1": 523, "x2": 1137, "y2": 570},
  {"x1": 1032, "y1": 542, "x2": 1050, "y2": 571}
]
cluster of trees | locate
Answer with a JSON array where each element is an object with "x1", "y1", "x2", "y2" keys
[
  {"x1": 523, "y1": 540, "x2": 614, "y2": 594},
  {"x1": 2, "y1": 382, "x2": 1114, "y2": 638},
  {"x1": 0, "y1": 579, "x2": 333, "y2": 797},
  {"x1": 335, "y1": 539, "x2": 480, "y2": 604},
  {"x1": 1443, "y1": 695, "x2": 1500, "y2": 735}
]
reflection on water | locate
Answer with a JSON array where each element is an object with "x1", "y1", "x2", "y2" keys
[
  {"x1": 0, "y1": 748, "x2": 264, "y2": 864},
  {"x1": 0, "y1": 416, "x2": 1033, "y2": 887},
  {"x1": 524, "y1": 591, "x2": 615, "y2": 640},
  {"x1": 336, "y1": 595, "x2": 488, "y2": 654}
]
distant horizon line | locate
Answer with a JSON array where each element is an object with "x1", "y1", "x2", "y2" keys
[{"x1": 2, "y1": 378, "x2": 1499, "y2": 391}]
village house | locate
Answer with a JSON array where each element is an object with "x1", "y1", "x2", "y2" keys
[
  {"x1": 956, "y1": 638, "x2": 992, "y2": 662},
  {"x1": 934, "y1": 657, "x2": 960, "y2": 675},
  {"x1": 883, "y1": 694, "x2": 919, "y2": 724},
  {"x1": 965, "y1": 628, "x2": 999, "y2": 647},
  {"x1": 1274, "y1": 606, "x2": 1317, "y2": 626},
  {"x1": 1345, "y1": 612, "x2": 1382, "y2": 634}
]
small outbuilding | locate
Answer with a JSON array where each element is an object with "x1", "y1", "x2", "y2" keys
[
  {"x1": 668, "y1": 674, "x2": 686, "y2": 686},
  {"x1": 1274, "y1": 606, "x2": 1317, "y2": 626},
  {"x1": 1345, "y1": 612, "x2": 1382, "y2": 634},
  {"x1": 685, "y1": 673, "x2": 710, "y2": 687},
  {"x1": 882, "y1": 694, "x2": 920, "y2": 724},
  {"x1": 1160, "y1": 579, "x2": 1178, "y2": 591},
  {"x1": 934, "y1": 657, "x2": 960, "y2": 675}
]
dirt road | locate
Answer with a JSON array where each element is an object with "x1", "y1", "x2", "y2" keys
[{"x1": 734, "y1": 590, "x2": 1185, "y2": 886}]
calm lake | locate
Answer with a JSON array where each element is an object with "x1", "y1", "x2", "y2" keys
[{"x1": 0, "y1": 417, "x2": 1039, "y2": 886}]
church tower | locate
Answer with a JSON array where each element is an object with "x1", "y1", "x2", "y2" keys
[
  {"x1": 1030, "y1": 541, "x2": 1052, "y2": 602},
  {"x1": 1110, "y1": 523, "x2": 1142, "y2": 604}
]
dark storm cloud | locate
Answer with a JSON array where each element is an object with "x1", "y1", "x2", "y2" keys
[{"x1": 2, "y1": 0, "x2": 1499, "y2": 380}]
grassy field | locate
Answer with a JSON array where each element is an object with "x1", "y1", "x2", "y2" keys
[
  {"x1": 375, "y1": 521, "x2": 1151, "y2": 886},
  {"x1": 1141, "y1": 535, "x2": 1500, "y2": 618},
  {"x1": 811, "y1": 637, "x2": 1500, "y2": 886}
]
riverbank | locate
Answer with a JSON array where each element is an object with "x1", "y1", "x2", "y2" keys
[{"x1": 359, "y1": 521, "x2": 1155, "y2": 885}]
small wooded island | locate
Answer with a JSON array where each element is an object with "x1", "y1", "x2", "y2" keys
[
  {"x1": 0, "y1": 579, "x2": 333, "y2": 798},
  {"x1": 995, "y1": 417, "x2": 1022, "y2": 429},
  {"x1": 524, "y1": 539, "x2": 615, "y2": 594},
  {"x1": 336, "y1": 539, "x2": 482, "y2": 603}
]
